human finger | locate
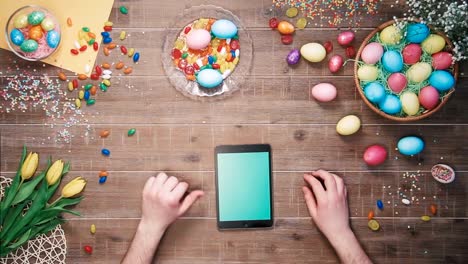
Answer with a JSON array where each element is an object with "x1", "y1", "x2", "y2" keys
[
  {"x1": 311, "y1": 170, "x2": 337, "y2": 194},
  {"x1": 162, "y1": 176, "x2": 179, "y2": 192},
  {"x1": 303, "y1": 174, "x2": 326, "y2": 205},
  {"x1": 302, "y1": 186, "x2": 317, "y2": 218},
  {"x1": 178, "y1": 190, "x2": 204, "y2": 216}
]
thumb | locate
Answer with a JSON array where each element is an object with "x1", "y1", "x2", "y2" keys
[{"x1": 178, "y1": 190, "x2": 204, "y2": 216}]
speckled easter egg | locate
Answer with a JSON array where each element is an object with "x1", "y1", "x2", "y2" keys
[
  {"x1": 10, "y1": 28, "x2": 24, "y2": 46},
  {"x1": 382, "y1": 50, "x2": 403, "y2": 73},
  {"x1": 401, "y1": 92, "x2": 420, "y2": 116},
  {"x1": 379, "y1": 94, "x2": 402, "y2": 114},
  {"x1": 397, "y1": 136, "x2": 424, "y2": 156},
  {"x1": 364, "y1": 82, "x2": 386, "y2": 104},
  {"x1": 380, "y1": 25, "x2": 402, "y2": 45},
  {"x1": 361, "y1": 42, "x2": 384, "y2": 64},
  {"x1": 402, "y1": 44, "x2": 422, "y2": 65},
  {"x1": 387, "y1": 73, "x2": 407, "y2": 93},
  {"x1": 336, "y1": 115, "x2": 361, "y2": 136},
  {"x1": 28, "y1": 25, "x2": 43, "y2": 41},
  {"x1": 421, "y1": 34, "x2": 445, "y2": 54},
  {"x1": 300, "y1": 43, "x2": 326, "y2": 62},
  {"x1": 211, "y1": 19, "x2": 238, "y2": 39},
  {"x1": 328, "y1": 55, "x2": 344, "y2": 73},
  {"x1": 419, "y1": 86, "x2": 440, "y2": 110},
  {"x1": 20, "y1": 39, "x2": 38, "y2": 52},
  {"x1": 286, "y1": 49, "x2": 300, "y2": 65},
  {"x1": 429, "y1": 70, "x2": 455, "y2": 92},
  {"x1": 407, "y1": 62, "x2": 432, "y2": 83},
  {"x1": 196, "y1": 69, "x2": 223, "y2": 88},
  {"x1": 406, "y1": 23, "x2": 430, "y2": 43},
  {"x1": 40, "y1": 17, "x2": 55, "y2": 31},
  {"x1": 186, "y1": 29, "x2": 211, "y2": 50},
  {"x1": 311, "y1": 83, "x2": 337, "y2": 102},
  {"x1": 14, "y1": 14, "x2": 28, "y2": 28},
  {"x1": 46, "y1": 30, "x2": 60, "y2": 48},
  {"x1": 28, "y1": 11, "x2": 45, "y2": 25},
  {"x1": 432, "y1": 52, "x2": 453, "y2": 70}
]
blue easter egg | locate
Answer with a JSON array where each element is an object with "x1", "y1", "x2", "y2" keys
[
  {"x1": 406, "y1": 23, "x2": 430, "y2": 43},
  {"x1": 364, "y1": 82, "x2": 386, "y2": 104},
  {"x1": 211, "y1": 19, "x2": 238, "y2": 39},
  {"x1": 382, "y1": 50, "x2": 403, "y2": 73},
  {"x1": 10, "y1": 29, "x2": 24, "y2": 46},
  {"x1": 397, "y1": 136, "x2": 425, "y2": 155},
  {"x1": 379, "y1": 94, "x2": 402, "y2": 114},
  {"x1": 46, "y1": 30, "x2": 60, "y2": 48},
  {"x1": 196, "y1": 69, "x2": 223, "y2": 88},
  {"x1": 429, "y1": 70, "x2": 455, "y2": 92}
]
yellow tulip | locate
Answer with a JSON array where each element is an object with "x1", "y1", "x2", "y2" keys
[
  {"x1": 61, "y1": 177, "x2": 87, "y2": 198},
  {"x1": 46, "y1": 160, "x2": 64, "y2": 186},
  {"x1": 21, "y1": 152, "x2": 39, "y2": 180}
]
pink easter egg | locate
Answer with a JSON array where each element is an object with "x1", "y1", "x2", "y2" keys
[
  {"x1": 361, "y1": 42, "x2": 383, "y2": 64},
  {"x1": 419, "y1": 86, "x2": 440, "y2": 110},
  {"x1": 432, "y1": 51, "x2": 453, "y2": 70},
  {"x1": 328, "y1": 55, "x2": 344, "y2": 73},
  {"x1": 363, "y1": 145, "x2": 388, "y2": 166},
  {"x1": 387, "y1": 73, "x2": 407, "y2": 93},
  {"x1": 337, "y1": 31, "x2": 355, "y2": 46},
  {"x1": 402, "y1": 44, "x2": 422, "y2": 65},
  {"x1": 311, "y1": 83, "x2": 337, "y2": 102},
  {"x1": 186, "y1": 29, "x2": 211, "y2": 50}
]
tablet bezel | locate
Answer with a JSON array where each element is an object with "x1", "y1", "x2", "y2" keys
[{"x1": 215, "y1": 144, "x2": 273, "y2": 229}]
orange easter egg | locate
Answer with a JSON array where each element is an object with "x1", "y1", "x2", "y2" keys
[
  {"x1": 277, "y1": 21, "x2": 295, "y2": 35},
  {"x1": 29, "y1": 25, "x2": 43, "y2": 41}
]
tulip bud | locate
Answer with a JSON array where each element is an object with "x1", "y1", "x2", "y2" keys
[
  {"x1": 46, "y1": 160, "x2": 64, "y2": 186},
  {"x1": 21, "y1": 152, "x2": 39, "y2": 180},
  {"x1": 61, "y1": 177, "x2": 87, "y2": 198}
]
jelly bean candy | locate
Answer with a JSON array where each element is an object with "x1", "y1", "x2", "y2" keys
[
  {"x1": 104, "y1": 21, "x2": 113, "y2": 26},
  {"x1": 281, "y1": 35, "x2": 293, "y2": 45},
  {"x1": 103, "y1": 79, "x2": 111, "y2": 87},
  {"x1": 93, "y1": 42, "x2": 99, "y2": 51},
  {"x1": 80, "y1": 45, "x2": 87, "y2": 52},
  {"x1": 67, "y1": 82, "x2": 74, "y2": 92},
  {"x1": 75, "y1": 99, "x2": 81, "y2": 109},
  {"x1": 78, "y1": 90, "x2": 84, "y2": 99},
  {"x1": 58, "y1": 72, "x2": 67, "y2": 81},
  {"x1": 120, "y1": 45, "x2": 128, "y2": 54},
  {"x1": 90, "y1": 73, "x2": 99, "y2": 80},
  {"x1": 133, "y1": 52, "x2": 140, "y2": 63},
  {"x1": 346, "y1": 46, "x2": 356, "y2": 58},
  {"x1": 184, "y1": 65, "x2": 195, "y2": 75},
  {"x1": 367, "y1": 210, "x2": 374, "y2": 220},
  {"x1": 103, "y1": 37, "x2": 112, "y2": 44},
  {"x1": 103, "y1": 25, "x2": 113, "y2": 32},
  {"x1": 67, "y1": 17, "x2": 73, "y2": 27},
  {"x1": 208, "y1": 56, "x2": 214, "y2": 64},
  {"x1": 323, "y1": 41, "x2": 333, "y2": 54},
  {"x1": 84, "y1": 245, "x2": 93, "y2": 254},
  {"x1": 269, "y1": 18, "x2": 279, "y2": 29},
  {"x1": 421, "y1": 215, "x2": 431, "y2": 222},
  {"x1": 95, "y1": 66, "x2": 102, "y2": 76},
  {"x1": 120, "y1": 31, "x2": 126, "y2": 40},
  {"x1": 100, "y1": 130, "x2": 110, "y2": 137},
  {"x1": 78, "y1": 74, "x2": 87, "y2": 80},
  {"x1": 90, "y1": 224, "x2": 96, "y2": 234},
  {"x1": 430, "y1": 204, "x2": 437, "y2": 215},
  {"x1": 90, "y1": 86, "x2": 97, "y2": 95},
  {"x1": 101, "y1": 148, "x2": 110, "y2": 156},
  {"x1": 116, "y1": 62, "x2": 124, "y2": 69},
  {"x1": 99, "y1": 176, "x2": 107, "y2": 184},
  {"x1": 285, "y1": 7, "x2": 298, "y2": 18},
  {"x1": 368, "y1": 219, "x2": 380, "y2": 231},
  {"x1": 82, "y1": 27, "x2": 90, "y2": 32},
  {"x1": 123, "y1": 67, "x2": 133, "y2": 74},
  {"x1": 86, "y1": 99, "x2": 95, "y2": 105},
  {"x1": 70, "y1": 49, "x2": 79, "y2": 55},
  {"x1": 72, "y1": 79, "x2": 78, "y2": 88},
  {"x1": 127, "y1": 48, "x2": 135, "y2": 57},
  {"x1": 99, "y1": 171, "x2": 108, "y2": 177},
  {"x1": 377, "y1": 199, "x2": 384, "y2": 210},
  {"x1": 101, "y1": 32, "x2": 110, "y2": 38},
  {"x1": 178, "y1": 59, "x2": 188, "y2": 69},
  {"x1": 230, "y1": 39, "x2": 240, "y2": 50},
  {"x1": 128, "y1": 128, "x2": 136, "y2": 136},
  {"x1": 102, "y1": 63, "x2": 111, "y2": 69},
  {"x1": 84, "y1": 91, "x2": 90, "y2": 100},
  {"x1": 119, "y1": 6, "x2": 128, "y2": 14},
  {"x1": 184, "y1": 26, "x2": 191, "y2": 34},
  {"x1": 99, "y1": 83, "x2": 108, "y2": 92}
]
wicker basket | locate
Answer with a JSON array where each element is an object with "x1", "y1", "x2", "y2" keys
[{"x1": 354, "y1": 19, "x2": 459, "y2": 122}]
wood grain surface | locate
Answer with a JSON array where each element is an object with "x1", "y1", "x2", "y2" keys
[{"x1": 1, "y1": 0, "x2": 467, "y2": 263}]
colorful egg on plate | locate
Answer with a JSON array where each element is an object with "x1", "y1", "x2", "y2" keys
[
  {"x1": 432, "y1": 52, "x2": 453, "y2": 70},
  {"x1": 328, "y1": 55, "x2": 344, "y2": 73},
  {"x1": 407, "y1": 62, "x2": 432, "y2": 83},
  {"x1": 419, "y1": 86, "x2": 440, "y2": 110},
  {"x1": 431, "y1": 164, "x2": 455, "y2": 183},
  {"x1": 286, "y1": 49, "x2": 300, "y2": 65},
  {"x1": 40, "y1": 17, "x2": 55, "y2": 31},
  {"x1": 10, "y1": 28, "x2": 24, "y2": 46},
  {"x1": 336, "y1": 115, "x2": 361, "y2": 136},
  {"x1": 277, "y1": 21, "x2": 295, "y2": 35},
  {"x1": 402, "y1": 44, "x2": 422, "y2": 65},
  {"x1": 379, "y1": 94, "x2": 402, "y2": 114},
  {"x1": 357, "y1": 65, "x2": 378, "y2": 81},
  {"x1": 186, "y1": 29, "x2": 211, "y2": 50},
  {"x1": 211, "y1": 19, "x2": 237, "y2": 39},
  {"x1": 382, "y1": 50, "x2": 403, "y2": 73},
  {"x1": 46, "y1": 30, "x2": 60, "y2": 48},
  {"x1": 337, "y1": 31, "x2": 355, "y2": 46},
  {"x1": 380, "y1": 25, "x2": 402, "y2": 45},
  {"x1": 28, "y1": 25, "x2": 43, "y2": 41},
  {"x1": 300, "y1": 43, "x2": 326, "y2": 62},
  {"x1": 361, "y1": 42, "x2": 384, "y2": 64},
  {"x1": 401, "y1": 92, "x2": 420, "y2": 116},
  {"x1": 196, "y1": 69, "x2": 223, "y2": 88},
  {"x1": 28, "y1": 11, "x2": 45, "y2": 25},
  {"x1": 387, "y1": 73, "x2": 407, "y2": 93},
  {"x1": 397, "y1": 136, "x2": 424, "y2": 155},
  {"x1": 421, "y1": 34, "x2": 445, "y2": 54},
  {"x1": 20, "y1": 39, "x2": 38, "y2": 52},
  {"x1": 364, "y1": 82, "x2": 386, "y2": 104},
  {"x1": 429, "y1": 70, "x2": 455, "y2": 92},
  {"x1": 363, "y1": 145, "x2": 387, "y2": 166},
  {"x1": 406, "y1": 23, "x2": 430, "y2": 43},
  {"x1": 311, "y1": 83, "x2": 337, "y2": 102},
  {"x1": 14, "y1": 14, "x2": 28, "y2": 28}
]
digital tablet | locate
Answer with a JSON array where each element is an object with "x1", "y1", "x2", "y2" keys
[{"x1": 215, "y1": 144, "x2": 273, "y2": 229}]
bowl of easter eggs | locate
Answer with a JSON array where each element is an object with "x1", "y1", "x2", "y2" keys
[
  {"x1": 354, "y1": 20, "x2": 458, "y2": 121},
  {"x1": 5, "y1": 5, "x2": 61, "y2": 61}
]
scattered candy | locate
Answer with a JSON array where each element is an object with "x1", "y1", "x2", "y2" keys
[
  {"x1": 295, "y1": 17, "x2": 307, "y2": 29},
  {"x1": 368, "y1": 219, "x2": 380, "y2": 231},
  {"x1": 101, "y1": 148, "x2": 110, "y2": 156},
  {"x1": 133, "y1": 52, "x2": 140, "y2": 62},
  {"x1": 286, "y1": 7, "x2": 299, "y2": 18},
  {"x1": 128, "y1": 128, "x2": 136, "y2": 136},
  {"x1": 123, "y1": 67, "x2": 133, "y2": 74},
  {"x1": 116, "y1": 62, "x2": 124, "y2": 69},
  {"x1": 99, "y1": 176, "x2": 107, "y2": 184},
  {"x1": 376, "y1": 199, "x2": 384, "y2": 210},
  {"x1": 75, "y1": 99, "x2": 81, "y2": 109},
  {"x1": 286, "y1": 49, "x2": 300, "y2": 65},
  {"x1": 119, "y1": 6, "x2": 129, "y2": 14},
  {"x1": 86, "y1": 99, "x2": 95, "y2": 105},
  {"x1": 430, "y1": 204, "x2": 437, "y2": 215},
  {"x1": 421, "y1": 215, "x2": 431, "y2": 222},
  {"x1": 67, "y1": 17, "x2": 73, "y2": 26},
  {"x1": 90, "y1": 224, "x2": 96, "y2": 234},
  {"x1": 100, "y1": 130, "x2": 110, "y2": 138},
  {"x1": 300, "y1": 43, "x2": 326, "y2": 62},
  {"x1": 84, "y1": 245, "x2": 93, "y2": 254},
  {"x1": 345, "y1": 46, "x2": 356, "y2": 58},
  {"x1": 367, "y1": 210, "x2": 374, "y2": 220},
  {"x1": 269, "y1": 18, "x2": 279, "y2": 29},
  {"x1": 323, "y1": 41, "x2": 333, "y2": 54},
  {"x1": 58, "y1": 72, "x2": 67, "y2": 81},
  {"x1": 77, "y1": 74, "x2": 87, "y2": 80},
  {"x1": 281, "y1": 35, "x2": 293, "y2": 45},
  {"x1": 401, "y1": 198, "x2": 411, "y2": 205},
  {"x1": 120, "y1": 31, "x2": 127, "y2": 40},
  {"x1": 99, "y1": 171, "x2": 108, "y2": 177}
]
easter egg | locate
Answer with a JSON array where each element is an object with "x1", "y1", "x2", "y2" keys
[
  {"x1": 14, "y1": 14, "x2": 28, "y2": 28},
  {"x1": 429, "y1": 70, "x2": 455, "y2": 92},
  {"x1": 336, "y1": 115, "x2": 361, "y2": 136},
  {"x1": 28, "y1": 25, "x2": 43, "y2": 41},
  {"x1": 363, "y1": 145, "x2": 387, "y2": 166},
  {"x1": 431, "y1": 164, "x2": 455, "y2": 184},
  {"x1": 382, "y1": 50, "x2": 403, "y2": 73},
  {"x1": 361, "y1": 42, "x2": 383, "y2": 64},
  {"x1": 277, "y1": 21, "x2": 295, "y2": 35},
  {"x1": 402, "y1": 44, "x2": 422, "y2": 64},
  {"x1": 28, "y1": 11, "x2": 45, "y2": 25},
  {"x1": 196, "y1": 69, "x2": 223, "y2": 88},
  {"x1": 10, "y1": 28, "x2": 24, "y2": 46},
  {"x1": 40, "y1": 17, "x2": 55, "y2": 31},
  {"x1": 286, "y1": 49, "x2": 300, "y2": 65},
  {"x1": 401, "y1": 92, "x2": 420, "y2": 116},
  {"x1": 186, "y1": 29, "x2": 211, "y2": 50},
  {"x1": 300, "y1": 43, "x2": 326, "y2": 62},
  {"x1": 337, "y1": 31, "x2": 355, "y2": 46},
  {"x1": 311, "y1": 83, "x2": 337, "y2": 102},
  {"x1": 421, "y1": 34, "x2": 445, "y2": 54},
  {"x1": 406, "y1": 23, "x2": 430, "y2": 43},
  {"x1": 419, "y1": 86, "x2": 440, "y2": 110},
  {"x1": 46, "y1": 30, "x2": 60, "y2": 48},
  {"x1": 20, "y1": 39, "x2": 38, "y2": 52},
  {"x1": 364, "y1": 82, "x2": 386, "y2": 104},
  {"x1": 397, "y1": 136, "x2": 424, "y2": 156},
  {"x1": 407, "y1": 62, "x2": 432, "y2": 83},
  {"x1": 379, "y1": 94, "x2": 402, "y2": 115},
  {"x1": 211, "y1": 19, "x2": 238, "y2": 39},
  {"x1": 432, "y1": 52, "x2": 453, "y2": 70},
  {"x1": 357, "y1": 65, "x2": 378, "y2": 81},
  {"x1": 387, "y1": 73, "x2": 407, "y2": 93},
  {"x1": 380, "y1": 25, "x2": 402, "y2": 45},
  {"x1": 328, "y1": 55, "x2": 344, "y2": 73}
]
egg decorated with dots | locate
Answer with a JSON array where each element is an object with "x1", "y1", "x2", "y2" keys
[
  {"x1": 14, "y1": 14, "x2": 28, "y2": 28},
  {"x1": 20, "y1": 39, "x2": 38, "y2": 52},
  {"x1": 46, "y1": 30, "x2": 60, "y2": 48},
  {"x1": 28, "y1": 11, "x2": 45, "y2": 25},
  {"x1": 10, "y1": 28, "x2": 24, "y2": 46},
  {"x1": 40, "y1": 17, "x2": 55, "y2": 31}
]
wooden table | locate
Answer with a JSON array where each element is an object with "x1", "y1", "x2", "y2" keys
[{"x1": 1, "y1": 0, "x2": 467, "y2": 263}]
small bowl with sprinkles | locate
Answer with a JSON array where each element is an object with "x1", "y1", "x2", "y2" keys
[{"x1": 5, "y1": 5, "x2": 61, "y2": 61}]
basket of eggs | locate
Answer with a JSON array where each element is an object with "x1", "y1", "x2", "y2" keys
[{"x1": 354, "y1": 19, "x2": 459, "y2": 121}]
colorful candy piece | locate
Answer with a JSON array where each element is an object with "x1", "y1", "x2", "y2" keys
[
  {"x1": 119, "y1": 6, "x2": 129, "y2": 14},
  {"x1": 100, "y1": 130, "x2": 110, "y2": 137},
  {"x1": 128, "y1": 128, "x2": 136, "y2": 136},
  {"x1": 90, "y1": 224, "x2": 96, "y2": 234},
  {"x1": 84, "y1": 245, "x2": 93, "y2": 254},
  {"x1": 99, "y1": 176, "x2": 107, "y2": 184},
  {"x1": 368, "y1": 219, "x2": 380, "y2": 231},
  {"x1": 376, "y1": 199, "x2": 384, "y2": 210},
  {"x1": 101, "y1": 148, "x2": 110, "y2": 156},
  {"x1": 133, "y1": 52, "x2": 140, "y2": 63}
]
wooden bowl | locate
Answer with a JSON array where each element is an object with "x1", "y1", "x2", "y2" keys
[{"x1": 354, "y1": 19, "x2": 459, "y2": 122}]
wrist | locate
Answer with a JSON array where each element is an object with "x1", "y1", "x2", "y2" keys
[
  {"x1": 138, "y1": 218, "x2": 168, "y2": 237},
  {"x1": 326, "y1": 227, "x2": 356, "y2": 248}
]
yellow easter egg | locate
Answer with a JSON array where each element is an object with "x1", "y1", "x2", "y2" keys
[
  {"x1": 300, "y1": 43, "x2": 326, "y2": 62},
  {"x1": 401, "y1": 92, "x2": 420, "y2": 116},
  {"x1": 14, "y1": 14, "x2": 28, "y2": 28},
  {"x1": 421, "y1": 34, "x2": 445, "y2": 54},
  {"x1": 407, "y1": 62, "x2": 432, "y2": 83},
  {"x1": 380, "y1": 25, "x2": 402, "y2": 45},
  {"x1": 40, "y1": 17, "x2": 55, "y2": 31},
  {"x1": 357, "y1": 65, "x2": 378, "y2": 81},
  {"x1": 336, "y1": 115, "x2": 361, "y2": 136}
]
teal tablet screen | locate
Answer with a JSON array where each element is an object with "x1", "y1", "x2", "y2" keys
[{"x1": 217, "y1": 152, "x2": 271, "y2": 221}]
